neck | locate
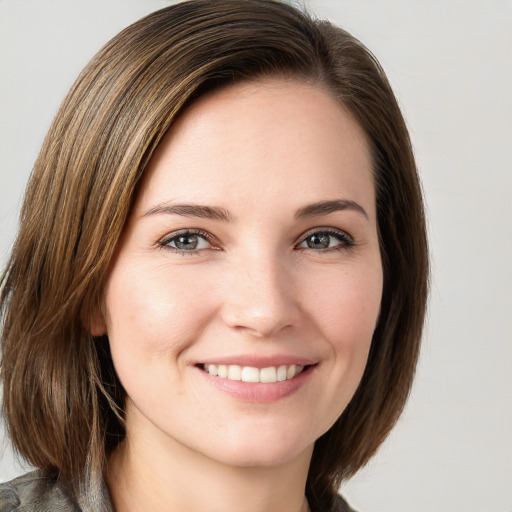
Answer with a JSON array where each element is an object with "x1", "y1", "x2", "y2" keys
[{"x1": 107, "y1": 403, "x2": 312, "y2": 512}]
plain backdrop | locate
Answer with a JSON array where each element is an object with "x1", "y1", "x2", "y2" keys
[{"x1": 1, "y1": 1, "x2": 511, "y2": 511}]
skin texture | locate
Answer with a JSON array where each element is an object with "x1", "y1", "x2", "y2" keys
[{"x1": 97, "y1": 79, "x2": 383, "y2": 512}]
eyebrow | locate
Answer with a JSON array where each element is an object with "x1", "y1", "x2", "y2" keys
[
  {"x1": 143, "y1": 203, "x2": 233, "y2": 222},
  {"x1": 142, "y1": 198, "x2": 368, "y2": 222},
  {"x1": 295, "y1": 199, "x2": 369, "y2": 220}
]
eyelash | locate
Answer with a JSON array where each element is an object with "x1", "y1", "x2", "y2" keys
[
  {"x1": 158, "y1": 229, "x2": 219, "y2": 255},
  {"x1": 297, "y1": 228, "x2": 354, "y2": 252},
  {"x1": 157, "y1": 228, "x2": 354, "y2": 255}
]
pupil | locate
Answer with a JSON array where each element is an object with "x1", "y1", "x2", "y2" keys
[
  {"x1": 307, "y1": 234, "x2": 329, "y2": 249},
  {"x1": 176, "y1": 234, "x2": 198, "y2": 250}
]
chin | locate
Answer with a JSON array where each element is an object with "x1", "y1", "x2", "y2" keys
[
  {"x1": 196, "y1": 426, "x2": 316, "y2": 469},
  {"x1": 211, "y1": 446, "x2": 311, "y2": 469}
]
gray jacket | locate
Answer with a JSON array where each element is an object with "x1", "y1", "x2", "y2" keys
[
  {"x1": 0, "y1": 472, "x2": 112, "y2": 512},
  {"x1": 0, "y1": 471, "x2": 355, "y2": 511}
]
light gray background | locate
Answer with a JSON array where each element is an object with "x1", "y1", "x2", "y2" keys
[{"x1": 1, "y1": 1, "x2": 511, "y2": 511}]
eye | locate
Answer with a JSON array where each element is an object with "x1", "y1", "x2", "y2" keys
[
  {"x1": 297, "y1": 229, "x2": 353, "y2": 251},
  {"x1": 159, "y1": 230, "x2": 215, "y2": 252}
]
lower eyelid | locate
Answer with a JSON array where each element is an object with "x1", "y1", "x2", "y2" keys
[
  {"x1": 297, "y1": 230, "x2": 353, "y2": 248},
  {"x1": 158, "y1": 229, "x2": 220, "y2": 251}
]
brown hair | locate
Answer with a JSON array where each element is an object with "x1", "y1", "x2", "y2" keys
[{"x1": 0, "y1": 0, "x2": 428, "y2": 509}]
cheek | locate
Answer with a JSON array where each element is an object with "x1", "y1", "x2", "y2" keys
[
  {"x1": 314, "y1": 261, "x2": 383, "y2": 408},
  {"x1": 103, "y1": 261, "x2": 217, "y2": 365},
  {"x1": 283, "y1": 259, "x2": 383, "y2": 435},
  {"x1": 308, "y1": 263, "x2": 382, "y2": 338}
]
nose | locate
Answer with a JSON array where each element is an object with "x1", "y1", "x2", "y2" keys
[{"x1": 219, "y1": 252, "x2": 301, "y2": 338}]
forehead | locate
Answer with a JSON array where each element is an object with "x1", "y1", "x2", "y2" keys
[{"x1": 135, "y1": 78, "x2": 375, "y2": 221}]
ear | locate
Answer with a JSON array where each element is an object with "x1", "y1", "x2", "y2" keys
[{"x1": 83, "y1": 305, "x2": 108, "y2": 337}]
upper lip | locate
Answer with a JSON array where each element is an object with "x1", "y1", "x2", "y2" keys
[{"x1": 196, "y1": 355, "x2": 318, "y2": 368}]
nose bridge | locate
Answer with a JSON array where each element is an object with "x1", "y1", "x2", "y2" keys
[{"x1": 220, "y1": 245, "x2": 299, "y2": 337}]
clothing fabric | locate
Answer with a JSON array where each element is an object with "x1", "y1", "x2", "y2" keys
[
  {"x1": 0, "y1": 471, "x2": 355, "y2": 511},
  {"x1": 0, "y1": 472, "x2": 113, "y2": 512}
]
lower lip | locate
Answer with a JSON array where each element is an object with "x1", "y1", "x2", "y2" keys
[{"x1": 196, "y1": 365, "x2": 315, "y2": 403}]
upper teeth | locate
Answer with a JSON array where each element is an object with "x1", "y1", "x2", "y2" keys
[{"x1": 203, "y1": 364, "x2": 304, "y2": 383}]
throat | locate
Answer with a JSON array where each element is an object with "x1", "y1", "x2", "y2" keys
[{"x1": 106, "y1": 426, "x2": 313, "y2": 512}]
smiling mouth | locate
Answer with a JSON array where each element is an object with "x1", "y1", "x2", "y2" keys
[{"x1": 201, "y1": 363, "x2": 309, "y2": 383}]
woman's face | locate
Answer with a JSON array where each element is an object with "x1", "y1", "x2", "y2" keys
[{"x1": 100, "y1": 79, "x2": 383, "y2": 468}]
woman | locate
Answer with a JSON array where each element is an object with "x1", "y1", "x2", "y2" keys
[{"x1": 0, "y1": 1, "x2": 428, "y2": 511}]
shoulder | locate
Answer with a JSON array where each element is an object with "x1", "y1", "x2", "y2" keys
[
  {"x1": 0, "y1": 471, "x2": 79, "y2": 512},
  {"x1": 311, "y1": 493, "x2": 358, "y2": 512},
  {"x1": 332, "y1": 493, "x2": 358, "y2": 512}
]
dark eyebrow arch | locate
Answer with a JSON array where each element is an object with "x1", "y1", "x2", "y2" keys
[
  {"x1": 295, "y1": 199, "x2": 369, "y2": 220},
  {"x1": 143, "y1": 203, "x2": 233, "y2": 222}
]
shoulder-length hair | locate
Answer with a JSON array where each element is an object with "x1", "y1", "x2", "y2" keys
[{"x1": 1, "y1": 0, "x2": 428, "y2": 510}]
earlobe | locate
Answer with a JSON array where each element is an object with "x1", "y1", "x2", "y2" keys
[{"x1": 84, "y1": 307, "x2": 108, "y2": 337}]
